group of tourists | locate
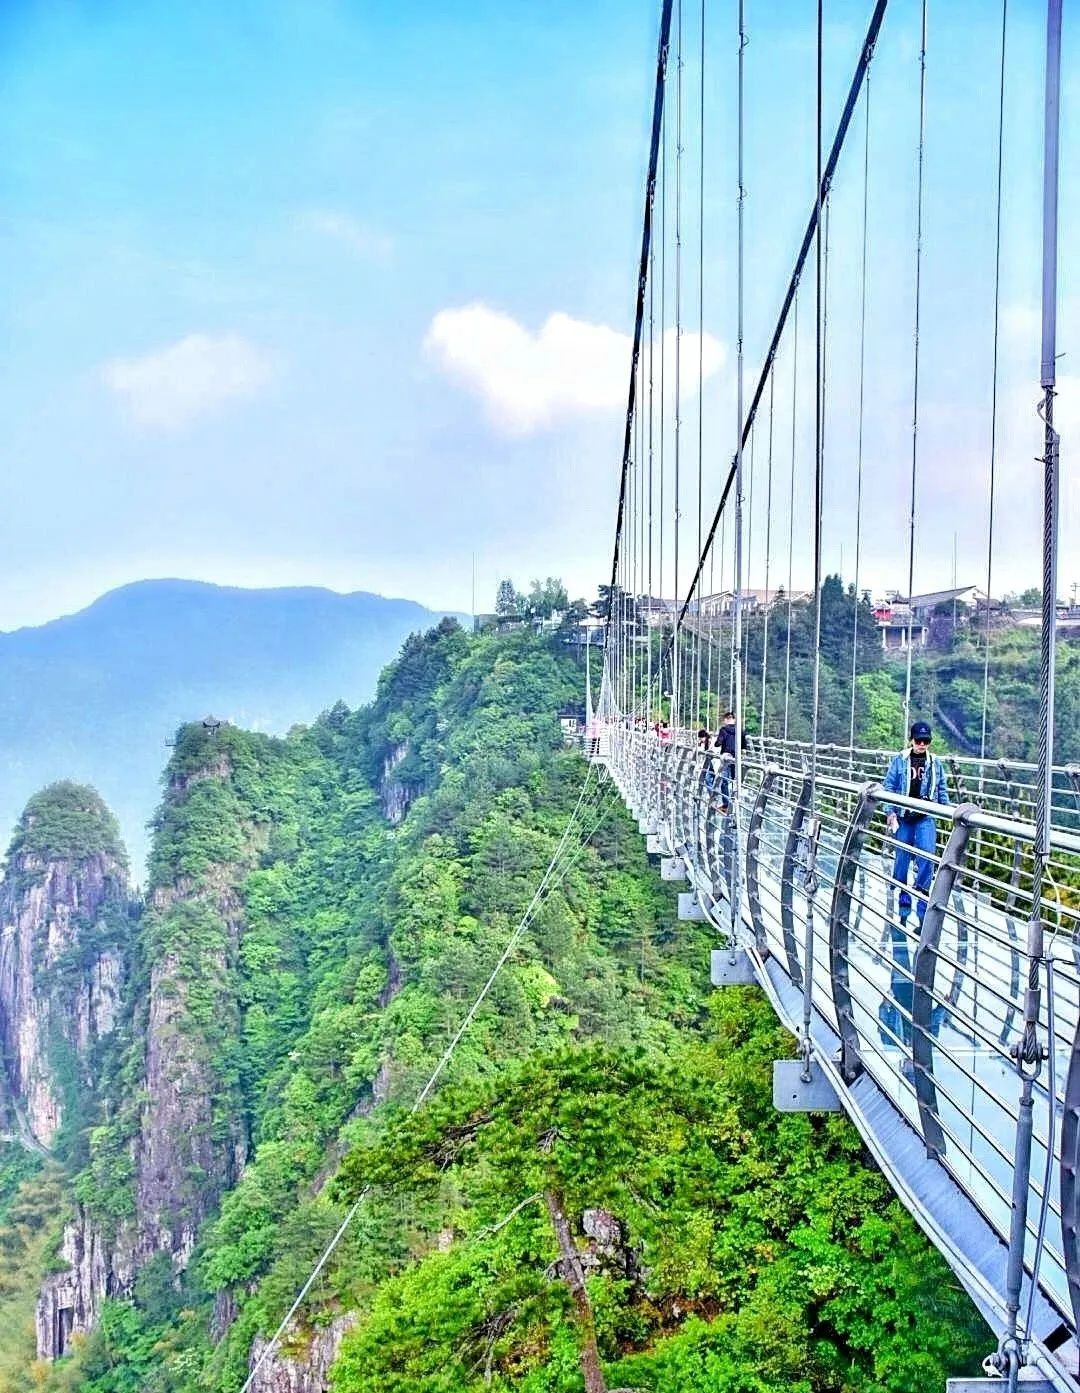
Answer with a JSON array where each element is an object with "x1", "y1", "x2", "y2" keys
[{"x1": 642, "y1": 710, "x2": 949, "y2": 935}]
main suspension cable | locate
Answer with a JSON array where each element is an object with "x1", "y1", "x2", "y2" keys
[{"x1": 605, "y1": 0, "x2": 675, "y2": 638}]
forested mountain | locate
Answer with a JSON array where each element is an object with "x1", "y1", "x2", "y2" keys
[
  {"x1": 728, "y1": 576, "x2": 1080, "y2": 761},
  {"x1": 0, "y1": 579, "x2": 456, "y2": 875},
  {"x1": 0, "y1": 621, "x2": 986, "y2": 1392}
]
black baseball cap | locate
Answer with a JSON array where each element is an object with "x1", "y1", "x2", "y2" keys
[{"x1": 910, "y1": 720, "x2": 932, "y2": 741}]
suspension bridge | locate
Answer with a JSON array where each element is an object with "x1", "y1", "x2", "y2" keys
[{"x1": 597, "y1": 1, "x2": 1074, "y2": 1390}]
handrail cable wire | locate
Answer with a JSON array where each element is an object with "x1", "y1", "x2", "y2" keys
[
  {"x1": 605, "y1": 0, "x2": 675, "y2": 639},
  {"x1": 849, "y1": 71, "x2": 872, "y2": 754},
  {"x1": 980, "y1": 0, "x2": 1008, "y2": 763},
  {"x1": 902, "y1": 0, "x2": 928, "y2": 733},
  {"x1": 239, "y1": 765, "x2": 613, "y2": 1393}
]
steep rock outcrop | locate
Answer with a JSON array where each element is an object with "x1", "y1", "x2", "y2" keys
[
  {"x1": 247, "y1": 1315, "x2": 358, "y2": 1393},
  {"x1": 380, "y1": 741, "x2": 413, "y2": 823},
  {"x1": 35, "y1": 730, "x2": 257, "y2": 1358},
  {"x1": 0, "y1": 783, "x2": 130, "y2": 1150},
  {"x1": 133, "y1": 735, "x2": 255, "y2": 1266},
  {"x1": 36, "y1": 1205, "x2": 136, "y2": 1359}
]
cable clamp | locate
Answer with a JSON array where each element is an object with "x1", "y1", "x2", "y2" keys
[{"x1": 1009, "y1": 1028, "x2": 1047, "y2": 1073}]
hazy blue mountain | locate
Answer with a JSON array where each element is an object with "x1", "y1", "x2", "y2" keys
[{"x1": 0, "y1": 579, "x2": 457, "y2": 875}]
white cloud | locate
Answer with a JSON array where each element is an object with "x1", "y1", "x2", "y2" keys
[
  {"x1": 299, "y1": 209, "x2": 394, "y2": 262},
  {"x1": 102, "y1": 334, "x2": 276, "y2": 430},
  {"x1": 424, "y1": 304, "x2": 726, "y2": 435}
]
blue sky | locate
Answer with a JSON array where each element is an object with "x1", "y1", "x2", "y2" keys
[{"x1": 0, "y1": 0, "x2": 1075, "y2": 630}]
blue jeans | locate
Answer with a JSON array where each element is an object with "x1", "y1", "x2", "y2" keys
[{"x1": 892, "y1": 815, "x2": 937, "y2": 924}]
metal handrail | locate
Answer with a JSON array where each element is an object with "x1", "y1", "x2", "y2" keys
[{"x1": 604, "y1": 725, "x2": 1080, "y2": 1362}]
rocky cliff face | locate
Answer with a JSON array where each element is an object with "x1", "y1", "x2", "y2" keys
[
  {"x1": 37, "y1": 1205, "x2": 136, "y2": 1360},
  {"x1": 247, "y1": 1315, "x2": 358, "y2": 1393},
  {"x1": 131, "y1": 731, "x2": 254, "y2": 1267},
  {"x1": 32, "y1": 732, "x2": 258, "y2": 1359},
  {"x1": 0, "y1": 783, "x2": 130, "y2": 1151},
  {"x1": 134, "y1": 905, "x2": 247, "y2": 1266},
  {"x1": 380, "y1": 740, "x2": 414, "y2": 823}
]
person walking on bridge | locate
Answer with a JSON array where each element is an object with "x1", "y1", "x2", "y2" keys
[
  {"x1": 881, "y1": 720, "x2": 950, "y2": 928},
  {"x1": 714, "y1": 710, "x2": 749, "y2": 815}
]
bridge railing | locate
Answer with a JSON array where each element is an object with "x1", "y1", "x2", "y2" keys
[
  {"x1": 606, "y1": 726, "x2": 1080, "y2": 1349},
  {"x1": 755, "y1": 734, "x2": 1080, "y2": 831}
]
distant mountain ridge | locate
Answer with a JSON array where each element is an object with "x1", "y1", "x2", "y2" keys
[{"x1": 0, "y1": 578, "x2": 458, "y2": 874}]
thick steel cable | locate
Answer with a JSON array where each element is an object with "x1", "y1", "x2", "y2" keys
[
  {"x1": 1023, "y1": 953, "x2": 1059, "y2": 1350},
  {"x1": 742, "y1": 427, "x2": 755, "y2": 687},
  {"x1": 659, "y1": 101, "x2": 667, "y2": 712},
  {"x1": 639, "y1": 329, "x2": 648, "y2": 716},
  {"x1": 801, "y1": 0, "x2": 825, "y2": 1069},
  {"x1": 849, "y1": 74, "x2": 872, "y2": 754},
  {"x1": 784, "y1": 293, "x2": 799, "y2": 740},
  {"x1": 240, "y1": 766, "x2": 608, "y2": 1393},
  {"x1": 729, "y1": 0, "x2": 747, "y2": 947},
  {"x1": 760, "y1": 370, "x2": 776, "y2": 736},
  {"x1": 624, "y1": 378, "x2": 632, "y2": 713},
  {"x1": 673, "y1": 0, "x2": 683, "y2": 731},
  {"x1": 606, "y1": 0, "x2": 674, "y2": 636},
  {"x1": 830, "y1": 196, "x2": 836, "y2": 518},
  {"x1": 997, "y1": 11, "x2": 1060, "y2": 1377},
  {"x1": 635, "y1": 332, "x2": 643, "y2": 714},
  {"x1": 980, "y1": 0, "x2": 1008, "y2": 762},
  {"x1": 692, "y1": 0, "x2": 705, "y2": 730},
  {"x1": 728, "y1": 495, "x2": 736, "y2": 710},
  {"x1": 647, "y1": 212, "x2": 656, "y2": 720},
  {"x1": 902, "y1": 0, "x2": 928, "y2": 733},
  {"x1": 706, "y1": 533, "x2": 716, "y2": 726}
]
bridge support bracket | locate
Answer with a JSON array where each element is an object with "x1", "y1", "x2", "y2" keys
[
  {"x1": 646, "y1": 833, "x2": 664, "y2": 856},
  {"x1": 678, "y1": 892, "x2": 707, "y2": 921},
  {"x1": 710, "y1": 947, "x2": 756, "y2": 987},
  {"x1": 661, "y1": 857, "x2": 688, "y2": 883},
  {"x1": 773, "y1": 1058, "x2": 842, "y2": 1113},
  {"x1": 639, "y1": 817, "x2": 659, "y2": 836}
]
